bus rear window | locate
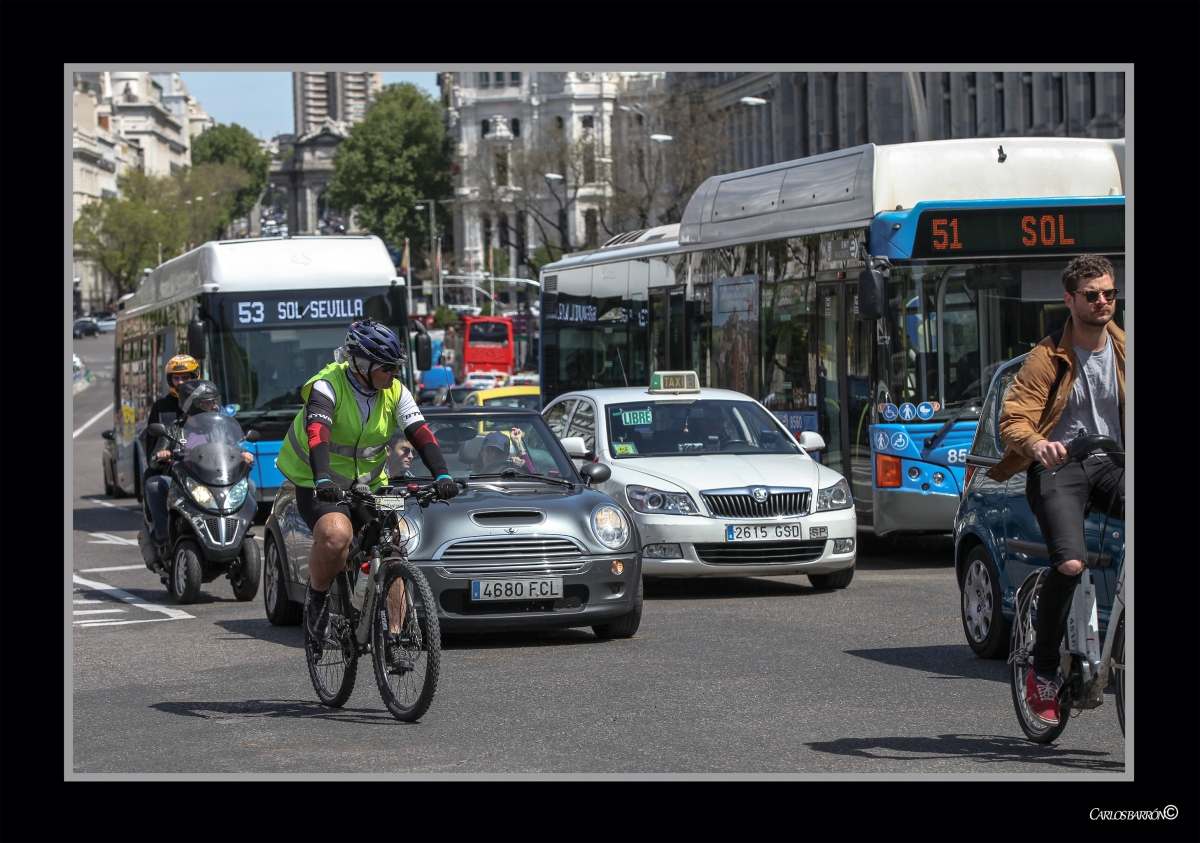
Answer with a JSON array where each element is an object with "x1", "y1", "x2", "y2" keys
[{"x1": 469, "y1": 322, "x2": 510, "y2": 345}]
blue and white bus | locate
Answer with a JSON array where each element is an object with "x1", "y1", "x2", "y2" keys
[
  {"x1": 538, "y1": 137, "x2": 1125, "y2": 535},
  {"x1": 102, "y1": 236, "x2": 428, "y2": 511}
]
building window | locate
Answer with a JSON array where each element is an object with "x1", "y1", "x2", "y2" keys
[
  {"x1": 964, "y1": 73, "x2": 977, "y2": 137},
  {"x1": 499, "y1": 214, "x2": 510, "y2": 249},
  {"x1": 480, "y1": 72, "x2": 490, "y2": 88},
  {"x1": 495, "y1": 150, "x2": 509, "y2": 186},
  {"x1": 511, "y1": 118, "x2": 520, "y2": 138},
  {"x1": 581, "y1": 115, "x2": 593, "y2": 129},
  {"x1": 509, "y1": 72, "x2": 521, "y2": 87},
  {"x1": 481, "y1": 120, "x2": 490, "y2": 138},
  {"x1": 1022, "y1": 72, "x2": 1033, "y2": 132},
  {"x1": 994, "y1": 73, "x2": 1005, "y2": 134},
  {"x1": 1052, "y1": 71, "x2": 1065, "y2": 130},
  {"x1": 495, "y1": 72, "x2": 504, "y2": 89},
  {"x1": 516, "y1": 211, "x2": 526, "y2": 257},
  {"x1": 584, "y1": 209, "x2": 598, "y2": 250},
  {"x1": 555, "y1": 116, "x2": 564, "y2": 133},
  {"x1": 558, "y1": 209, "x2": 568, "y2": 246},
  {"x1": 482, "y1": 216, "x2": 493, "y2": 255},
  {"x1": 1086, "y1": 72, "x2": 1097, "y2": 121}
]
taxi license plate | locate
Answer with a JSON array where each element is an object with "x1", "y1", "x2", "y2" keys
[
  {"x1": 726, "y1": 524, "x2": 803, "y2": 542},
  {"x1": 471, "y1": 578, "x2": 563, "y2": 601}
]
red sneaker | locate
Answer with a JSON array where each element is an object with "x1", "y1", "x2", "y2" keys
[{"x1": 1025, "y1": 671, "x2": 1061, "y2": 724}]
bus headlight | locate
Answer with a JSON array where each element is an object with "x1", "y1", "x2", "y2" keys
[
  {"x1": 626, "y1": 486, "x2": 698, "y2": 515},
  {"x1": 184, "y1": 476, "x2": 218, "y2": 510},
  {"x1": 591, "y1": 505, "x2": 630, "y2": 550},
  {"x1": 226, "y1": 478, "x2": 249, "y2": 510},
  {"x1": 815, "y1": 479, "x2": 853, "y2": 512}
]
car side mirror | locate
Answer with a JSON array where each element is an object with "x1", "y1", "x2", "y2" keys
[
  {"x1": 414, "y1": 332, "x2": 432, "y2": 372},
  {"x1": 559, "y1": 436, "x2": 589, "y2": 459},
  {"x1": 101, "y1": 429, "x2": 114, "y2": 441},
  {"x1": 244, "y1": 429, "x2": 260, "y2": 442},
  {"x1": 187, "y1": 319, "x2": 206, "y2": 360},
  {"x1": 580, "y1": 462, "x2": 611, "y2": 486},
  {"x1": 147, "y1": 423, "x2": 168, "y2": 438},
  {"x1": 799, "y1": 431, "x2": 825, "y2": 452}
]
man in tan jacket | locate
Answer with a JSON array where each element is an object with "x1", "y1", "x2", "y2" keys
[{"x1": 996, "y1": 254, "x2": 1125, "y2": 726}]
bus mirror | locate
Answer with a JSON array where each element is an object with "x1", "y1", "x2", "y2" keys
[
  {"x1": 187, "y1": 319, "x2": 206, "y2": 360},
  {"x1": 415, "y1": 332, "x2": 432, "y2": 372},
  {"x1": 857, "y1": 268, "x2": 886, "y2": 320}
]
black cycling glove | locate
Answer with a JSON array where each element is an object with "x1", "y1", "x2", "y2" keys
[
  {"x1": 435, "y1": 475, "x2": 459, "y2": 500},
  {"x1": 315, "y1": 478, "x2": 343, "y2": 503}
]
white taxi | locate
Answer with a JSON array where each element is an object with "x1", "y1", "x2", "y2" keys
[{"x1": 542, "y1": 372, "x2": 857, "y2": 587}]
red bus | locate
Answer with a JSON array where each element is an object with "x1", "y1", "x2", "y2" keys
[{"x1": 445, "y1": 315, "x2": 514, "y2": 383}]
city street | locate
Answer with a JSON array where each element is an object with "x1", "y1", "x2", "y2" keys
[{"x1": 68, "y1": 338, "x2": 1126, "y2": 776}]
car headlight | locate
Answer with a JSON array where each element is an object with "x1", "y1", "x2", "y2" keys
[
  {"x1": 591, "y1": 504, "x2": 630, "y2": 550},
  {"x1": 626, "y1": 485, "x2": 699, "y2": 516},
  {"x1": 226, "y1": 477, "x2": 249, "y2": 510},
  {"x1": 184, "y1": 476, "x2": 218, "y2": 510},
  {"x1": 815, "y1": 478, "x2": 853, "y2": 511},
  {"x1": 394, "y1": 513, "x2": 420, "y2": 554}
]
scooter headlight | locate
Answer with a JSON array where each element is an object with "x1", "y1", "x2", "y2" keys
[
  {"x1": 184, "y1": 476, "x2": 218, "y2": 510},
  {"x1": 227, "y1": 477, "x2": 249, "y2": 510}
]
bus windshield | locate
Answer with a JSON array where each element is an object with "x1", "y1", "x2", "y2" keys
[{"x1": 885, "y1": 258, "x2": 1124, "y2": 417}]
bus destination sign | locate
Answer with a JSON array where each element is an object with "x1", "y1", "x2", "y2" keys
[
  {"x1": 219, "y1": 290, "x2": 391, "y2": 329},
  {"x1": 911, "y1": 205, "x2": 1124, "y2": 259}
]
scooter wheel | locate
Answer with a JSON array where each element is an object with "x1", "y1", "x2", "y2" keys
[{"x1": 171, "y1": 539, "x2": 204, "y2": 605}]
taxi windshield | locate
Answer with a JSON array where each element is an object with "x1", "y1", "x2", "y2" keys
[{"x1": 605, "y1": 399, "x2": 801, "y2": 458}]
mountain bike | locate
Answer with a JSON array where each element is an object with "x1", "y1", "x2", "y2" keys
[
  {"x1": 1009, "y1": 435, "x2": 1125, "y2": 743},
  {"x1": 305, "y1": 481, "x2": 457, "y2": 722}
]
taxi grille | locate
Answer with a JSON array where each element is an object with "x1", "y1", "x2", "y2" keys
[
  {"x1": 702, "y1": 491, "x2": 810, "y2": 519},
  {"x1": 436, "y1": 536, "x2": 582, "y2": 562},
  {"x1": 694, "y1": 540, "x2": 827, "y2": 565}
]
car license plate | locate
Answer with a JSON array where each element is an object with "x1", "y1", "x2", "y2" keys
[
  {"x1": 471, "y1": 578, "x2": 563, "y2": 601},
  {"x1": 726, "y1": 524, "x2": 803, "y2": 542}
]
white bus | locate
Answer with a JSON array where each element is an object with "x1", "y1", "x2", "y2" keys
[{"x1": 101, "y1": 236, "x2": 429, "y2": 508}]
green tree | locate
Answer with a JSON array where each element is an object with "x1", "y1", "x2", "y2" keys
[
  {"x1": 528, "y1": 243, "x2": 563, "y2": 276},
  {"x1": 190, "y1": 123, "x2": 271, "y2": 221},
  {"x1": 175, "y1": 161, "x2": 252, "y2": 243},
  {"x1": 431, "y1": 305, "x2": 459, "y2": 330},
  {"x1": 327, "y1": 83, "x2": 451, "y2": 262}
]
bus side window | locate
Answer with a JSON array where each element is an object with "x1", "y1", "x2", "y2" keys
[{"x1": 544, "y1": 399, "x2": 575, "y2": 438}]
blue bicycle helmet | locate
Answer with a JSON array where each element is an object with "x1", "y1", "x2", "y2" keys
[{"x1": 344, "y1": 318, "x2": 406, "y2": 366}]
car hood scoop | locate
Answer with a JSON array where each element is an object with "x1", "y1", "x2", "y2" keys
[{"x1": 469, "y1": 509, "x2": 547, "y2": 528}]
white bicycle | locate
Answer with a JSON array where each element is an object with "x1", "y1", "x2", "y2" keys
[{"x1": 1009, "y1": 436, "x2": 1125, "y2": 743}]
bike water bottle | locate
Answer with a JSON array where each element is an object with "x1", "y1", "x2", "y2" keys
[{"x1": 352, "y1": 561, "x2": 370, "y2": 610}]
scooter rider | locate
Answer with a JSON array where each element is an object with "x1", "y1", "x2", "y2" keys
[
  {"x1": 142, "y1": 355, "x2": 199, "y2": 480},
  {"x1": 276, "y1": 318, "x2": 460, "y2": 641},
  {"x1": 993, "y1": 254, "x2": 1125, "y2": 726},
  {"x1": 144, "y1": 379, "x2": 255, "y2": 559}
]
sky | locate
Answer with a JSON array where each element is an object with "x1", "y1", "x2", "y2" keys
[{"x1": 180, "y1": 72, "x2": 438, "y2": 140}]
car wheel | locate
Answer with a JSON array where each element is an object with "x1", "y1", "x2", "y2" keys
[
  {"x1": 960, "y1": 544, "x2": 1010, "y2": 659},
  {"x1": 592, "y1": 575, "x2": 643, "y2": 639},
  {"x1": 809, "y1": 563, "x2": 854, "y2": 589},
  {"x1": 263, "y1": 535, "x2": 302, "y2": 625}
]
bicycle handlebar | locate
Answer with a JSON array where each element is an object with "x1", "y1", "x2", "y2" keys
[
  {"x1": 1068, "y1": 434, "x2": 1124, "y2": 465},
  {"x1": 340, "y1": 479, "x2": 469, "y2": 511}
]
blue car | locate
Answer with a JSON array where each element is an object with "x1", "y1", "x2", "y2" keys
[{"x1": 955, "y1": 354, "x2": 1124, "y2": 659}]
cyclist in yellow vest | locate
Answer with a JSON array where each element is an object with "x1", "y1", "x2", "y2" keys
[{"x1": 277, "y1": 318, "x2": 458, "y2": 640}]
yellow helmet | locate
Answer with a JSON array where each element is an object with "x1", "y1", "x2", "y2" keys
[{"x1": 165, "y1": 354, "x2": 200, "y2": 397}]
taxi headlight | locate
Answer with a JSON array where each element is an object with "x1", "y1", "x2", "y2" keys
[
  {"x1": 591, "y1": 505, "x2": 630, "y2": 550},
  {"x1": 226, "y1": 478, "x2": 249, "y2": 510},
  {"x1": 626, "y1": 485, "x2": 698, "y2": 516},
  {"x1": 815, "y1": 478, "x2": 853, "y2": 512},
  {"x1": 184, "y1": 476, "x2": 218, "y2": 510}
]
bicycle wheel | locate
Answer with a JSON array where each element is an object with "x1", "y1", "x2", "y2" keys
[
  {"x1": 371, "y1": 558, "x2": 441, "y2": 722},
  {"x1": 1009, "y1": 574, "x2": 1070, "y2": 743},
  {"x1": 305, "y1": 571, "x2": 358, "y2": 707},
  {"x1": 1112, "y1": 617, "x2": 1125, "y2": 736}
]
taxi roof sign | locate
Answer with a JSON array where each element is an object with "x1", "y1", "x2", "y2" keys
[{"x1": 648, "y1": 371, "x2": 700, "y2": 394}]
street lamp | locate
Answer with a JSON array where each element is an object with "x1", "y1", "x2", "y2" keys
[
  {"x1": 650, "y1": 134, "x2": 673, "y2": 143},
  {"x1": 740, "y1": 96, "x2": 767, "y2": 106}
]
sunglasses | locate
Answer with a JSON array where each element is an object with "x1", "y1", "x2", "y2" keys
[
  {"x1": 379, "y1": 364, "x2": 400, "y2": 374},
  {"x1": 1071, "y1": 288, "x2": 1119, "y2": 304},
  {"x1": 395, "y1": 446, "x2": 415, "y2": 458}
]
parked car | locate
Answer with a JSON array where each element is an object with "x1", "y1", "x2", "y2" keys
[
  {"x1": 261, "y1": 407, "x2": 643, "y2": 637},
  {"x1": 461, "y1": 371, "x2": 502, "y2": 390},
  {"x1": 95, "y1": 313, "x2": 117, "y2": 333},
  {"x1": 73, "y1": 318, "x2": 101, "y2": 338},
  {"x1": 460, "y1": 386, "x2": 542, "y2": 411},
  {"x1": 541, "y1": 371, "x2": 857, "y2": 586},
  {"x1": 954, "y1": 354, "x2": 1123, "y2": 659}
]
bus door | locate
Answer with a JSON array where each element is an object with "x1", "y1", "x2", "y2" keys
[{"x1": 810, "y1": 279, "x2": 872, "y2": 500}]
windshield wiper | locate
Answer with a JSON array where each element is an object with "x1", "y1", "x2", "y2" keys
[
  {"x1": 469, "y1": 472, "x2": 576, "y2": 489},
  {"x1": 923, "y1": 398, "x2": 982, "y2": 452}
]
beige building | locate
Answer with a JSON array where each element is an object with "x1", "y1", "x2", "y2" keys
[
  {"x1": 293, "y1": 72, "x2": 383, "y2": 137},
  {"x1": 106, "y1": 71, "x2": 190, "y2": 175}
]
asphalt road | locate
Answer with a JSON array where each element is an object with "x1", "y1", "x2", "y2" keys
[{"x1": 69, "y1": 335, "x2": 1126, "y2": 775}]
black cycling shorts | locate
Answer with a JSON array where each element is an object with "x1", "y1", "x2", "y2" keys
[{"x1": 295, "y1": 486, "x2": 371, "y2": 534}]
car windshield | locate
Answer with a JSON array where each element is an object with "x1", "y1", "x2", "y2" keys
[
  {"x1": 604, "y1": 399, "x2": 802, "y2": 458},
  {"x1": 482, "y1": 393, "x2": 541, "y2": 410},
  {"x1": 414, "y1": 413, "x2": 577, "y2": 481}
]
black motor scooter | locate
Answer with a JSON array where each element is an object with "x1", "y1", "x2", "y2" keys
[{"x1": 138, "y1": 412, "x2": 262, "y2": 604}]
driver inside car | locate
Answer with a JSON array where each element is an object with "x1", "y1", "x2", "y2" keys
[
  {"x1": 475, "y1": 429, "x2": 537, "y2": 474},
  {"x1": 683, "y1": 408, "x2": 727, "y2": 446}
]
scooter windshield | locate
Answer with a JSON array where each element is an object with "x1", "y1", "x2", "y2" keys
[{"x1": 180, "y1": 412, "x2": 249, "y2": 486}]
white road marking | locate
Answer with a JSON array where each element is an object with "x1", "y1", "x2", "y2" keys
[
  {"x1": 73, "y1": 599, "x2": 105, "y2": 604},
  {"x1": 73, "y1": 403, "x2": 114, "y2": 439},
  {"x1": 71, "y1": 574, "x2": 193, "y2": 620},
  {"x1": 87, "y1": 533, "x2": 140, "y2": 547},
  {"x1": 81, "y1": 498, "x2": 142, "y2": 512},
  {"x1": 73, "y1": 617, "x2": 183, "y2": 628},
  {"x1": 80, "y1": 564, "x2": 147, "y2": 572},
  {"x1": 73, "y1": 609, "x2": 126, "y2": 615}
]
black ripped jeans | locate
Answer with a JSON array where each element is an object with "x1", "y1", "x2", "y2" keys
[{"x1": 1026, "y1": 457, "x2": 1124, "y2": 675}]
